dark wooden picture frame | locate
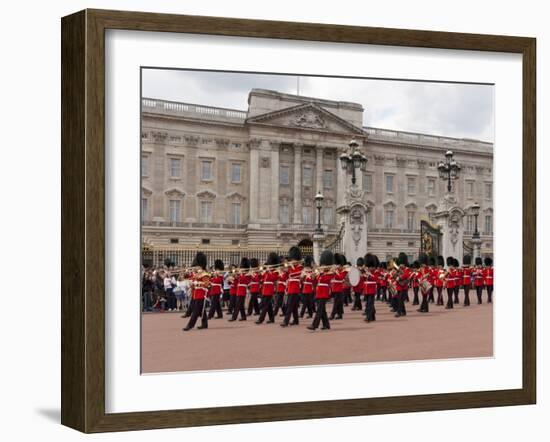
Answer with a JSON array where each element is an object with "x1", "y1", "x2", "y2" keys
[{"x1": 61, "y1": 9, "x2": 536, "y2": 433}]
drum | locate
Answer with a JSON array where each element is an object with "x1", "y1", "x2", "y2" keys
[
  {"x1": 388, "y1": 283, "x2": 398, "y2": 297},
  {"x1": 346, "y1": 266, "x2": 361, "y2": 287},
  {"x1": 419, "y1": 279, "x2": 432, "y2": 294}
]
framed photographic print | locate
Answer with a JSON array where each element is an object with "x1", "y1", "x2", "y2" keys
[{"x1": 61, "y1": 9, "x2": 536, "y2": 433}]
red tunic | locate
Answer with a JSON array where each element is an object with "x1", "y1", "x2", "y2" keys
[
  {"x1": 236, "y1": 273, "x2": 250, "y2": 297},
  {"x1": 376, "y1": 269, "x2": 387, "y2": 287},
  {"x1": 331, "y1": 268, "x2": 346, "y2": 293},
  {"x1": 434, "y1": 269, "x2": 444, "y2": 288},
  {"x1": 446, "y1": 268, "x2": 456, "y2": 289},
  {"x1": 261, "y1": 271, "x2": 278, "y2": 296},
  {"x1": 286, "y1": 264, "x2": 303, "y2": 295},
  {"x1": 411, "y1": 271, "x2": 420, "y2": 288},
  {"x1": 276, "y1": 270, "x2": 288, "y2": 294},
  {"x1": 208, "y1": 274, "x2": 223, "y2": 296},
  {"x1": 473, "y1": 268, "x2": 485, "y2": 287},
  {"x1": 229, "y1": 275, "x2": 237, "y2": 295},
  {"x1": 192, "y1": 272, "x2": 209, "y2": 300},
  {"x1": 363, "y1": 272, "x2": 377, "y2": 296},
  {"x1": 396, "y1": 267, "x2": 411, "y2": 291},
  {"x1": 302, "y1": 272, "x2": 316, "y2": 294},
  {"x1": 484, "y1": 267, "x2": 494, "y2": 286},
  {"x1": 315, "y1": 272, "x2": 333, "y2": 299},
  {"x1": 462, "y1": 266, "x2": 472, "y2": 286},
  {"x1": 249, "y1": 272, "x2": 261, "y2": 294}
]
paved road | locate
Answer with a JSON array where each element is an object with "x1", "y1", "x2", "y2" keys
[{"x1": 141, "y1": 296, "x2": 493, "y2": 373}]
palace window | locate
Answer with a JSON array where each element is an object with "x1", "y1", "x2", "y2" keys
[
  {"x1": 302, "y1": 206, "x2": 314, "y2": 225},
  {"x1": 303, "y1": 165, "x2": 313, "y2": 187},
  {"x1": 367, "y1": 210, "x2": 373, "y2": 227},
  {"x1": 466, "y1": 181, "x2": 474, "y2": 198},
  {"x1": 385, "y1": 174, "x2": 394, "y2": 194},
  {"x1": 230, "y1": 202, "x2": 241, "y2": 225},
  {"x1": 141, "y1": 156, "x2": 148, "y2": 177},
  {"x1": 169, "y1": 199, "x2": 181, "y2": 223},
  {"x1": 323, "y1": 169, "x2": 333, "y2": 189},
  {"x1": 201, "y1": 160, "x2": 213, "y2": 181},
  {"x1": 141, "y1": 198, "x2": 148, "y2": 221},
  {"x1": 323, "y1": 207, "x2": 335, "y2": 225},
  {"x1": 279, "y1": 203, "x2": 290, "y2": 224},
  {"x1": 363, "y1": 174, "x2": 372, "y2": 193},
  {"x1": 384, "y1": 209, "x2": 394, "y2": 228},
  {"x1": 280, "y1": 165, "x2": 290, "y2": 185},
  {"x1": 201, "y1": 238, "x2": 210, "y2": 245},
  {"x1": 485, "y1": 214, "x2": 493, "y2": 233},
  {"x1": 466, "y1": 215, "x2": 474, "y2": 232},
  {"x1": 169, "y1": 158, "x2": 181, "y2": 178},
  {"x1": 485, "y1": 183, "x2": 493, "y2": 200},
  {"x1": 427, "y1": 178, "x2": 436, "y2": 197},
  {"x1": 170, "y1": 238, "x2": 179, "y2": 244},
  {"x1": 407, "y1": 177, "x2": 416, "y2": 195},
  {"x1": 200, "y1": 200, "x2": 213, "y2": 223},
  {"x1": 407, "y1": 211, "x2": 415, "y2": 231},
  {"x1": 231, "y1": 163, "x2": 242, "y2": 183}
]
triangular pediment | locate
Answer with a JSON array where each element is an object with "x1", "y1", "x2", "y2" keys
[{"x1": 246, "y1": 103, "x2": 365, "y2": 135}]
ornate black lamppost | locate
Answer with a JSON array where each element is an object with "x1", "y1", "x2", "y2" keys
[
  {"x1": 471, "y1": 201, "x2": 481, "y2": 239},
  {"x1": 437, "y1": 150, "x2": 461, "y2": 193},
  {"x1": 339, "y1": 139, "x2": 368, "y2": 185},
  {"x1": 315, "y1": 191, "x2": 324, "y2": 234}
]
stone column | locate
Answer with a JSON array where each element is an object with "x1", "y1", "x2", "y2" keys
[
  {"x1": 270, "y1": 142, "x2": 280, "y2": 224},
  {"x1": 316, "y1": 145, "x2": 324, "y2": 193},
  {"x1": 293, "y1": 144, "x2": 302, "y2": 224},
  {"x1": 249, "y1": 142, "x2": 260, "y2": 225},
  {"x1": 432, "y1": 196, "x2": 465, "y2": 260},
  {"x1": 472, "y1": 236, "x2": 482, "y2": 261},
  {"x1": 313, "y1": 232, "x2": 326, "y2": 264}
]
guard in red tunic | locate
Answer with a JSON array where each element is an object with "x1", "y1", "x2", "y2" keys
[
  {"x1": 300, "y1": 255, "x2": 317, "y2": 318},
  {"x1": 256, "y1": 252, "x2": 279, "y2": 324},
  {"x1": 247, "y1": 258, "x2": 261, "y2": 316},
  {"x1": 453, "y1": 258, "x2": 462, "y2": 304},
  {"x1": 229, "y1": 257, "x2": 249, "y2": 322},
  {"x1": 281, "y1": 246, "x2": 303, "y2": 327},
  {"x1": 183, "y1": 252, "x2": 210, "y2": 331},
  {"x1": 484, "y1": 257, "x2": 494, "y2": 303},
  {"x1": 363, "y1": 253, "x2": 378, "y2": 322},
  {"x1": 394, "y1": 252, "x2": 411, "y2": 318},
  {"x1": 427, "y1": 256, "x2": 437, "y2": 303},
  {"x1": 473, "y1": 257, "x2": 485, "y2": 304},
  {"x1": 352, "y1": 257, "x2": 365, "y2": 311},
  {"x1": 462, "y1": 255, "x2": 472, "y2": 307},
  {"x1": 434, "y1": 255, "x2": 445, "y2": 305},
  {"x1": 273, "y1": 258, "x2": 288, "y2": 317},
  {"x1": 308, "y1": 250, "x2": 334, "y2": 331},
  {"x1": 411, "y1": 261, "x2": 421, "y2": 306},
  {"x1": 227, "y1": 266, "x2": 238, "y2": 315},
  {"x1": 329, "y1": 253, "x2": 347, "y2": 320},
  {"x1": 445, "y1": 256, "x2": 456, "y2": 309},
  {"x1": 207, "y1": 259, "x2": 224, "y2": 319},
  {"x1": 417, "y1": 253, "x2": 431, "y2": 313}
]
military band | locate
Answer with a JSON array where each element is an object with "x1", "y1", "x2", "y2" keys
[{"x1": 142, "y1": 248, "x2": 494, "y2": 333}]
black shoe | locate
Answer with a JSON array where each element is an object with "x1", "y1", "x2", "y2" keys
[
  {"x1": 267, "y1": 319, "x2": 275, "y2": 323},
  {"x1": 290, "y1": 321, "x2": 299, "y2": 326},
  {"x1": 307, "y1": 325, "x2": 316, "y2": 331},
  {"x1": 280, "y1": 323, "x2": 288, "y2": 327},
  {"x1": 228, "y1": 318, "x2": 236, "y2": 322},
  {"x1": 183, "y1": 327, "x2": 192, "y2": 331},
  {"x1": 238, "y1": 318, "x2": 247, "y2": 321},
  {"x1": 198, "y1": 325, "x2": 207, "y2": 329},
  {"x1": 394, "y1": 313, "x2": 401, "y2": 318},
  {"x1": 255, "y1": 320, "x2": 263, "y2": 324},
  {"x1": 321, "y1": 326, "x2": 331, "y2": 330}
]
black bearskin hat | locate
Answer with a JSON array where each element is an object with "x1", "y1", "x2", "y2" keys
[
  {"x1": 397, "y1": 252, "x2": 409, "y2": 267},
  {"x1": 288, "y1": 246, "x2": 302, "y2": 262},
  {"x1": 373, "y1": 255, "x2": 380, "y2": 268},
  {"x1": 379, "y1": 261, "x2": 386, "y2": 269},
  {"x1": 428, "y1": 256, "x2": 436, "y2": 266},
  {"x1": 437, "y1": 255, "x2": 445, "y2": 266},
  {"x1": 484, "y1": 256, "x2": 493, "y2": 266},
  {"x1": 412, "y1": 260, "x2": 420, "y2": 269},
  {"x1": 214, "y1": 259, "x2": 224, "y2": 271},
  {"x1": 333, "y1": 253, "x2": 345, "y2": 266},
  {"x1": 192, "y1": 252, "x2": 207, "y2": 270},
  {"x1": 320, "y1": 250, "x2": 335, "y2": 267},
  {"x1": 463, "y1": 254, "x2": 471, "y2": 265},
  {"x1": 266, "y1": 252, "x2": 280, "y2": 266},
  {"x1": 454, "y1": 258, "x2": 460, "y2": 267},
  {"x1": 418, "y1": 252, "x2": 428, "y2": 266},
  {"x1": 304, "y1": 255, "x2": 314, "y2": 268},
  {"x1": 239, "y1": 257, "x2": 250, "y2": 269},
  {"x1": 365, "y1": 253, "x2": 376, "y2": 268},
  {"x1": 250, "y1": 258, "x2": 259, "y2": 269},
  {"x1": 446, "y1": 256, "x2": 454, "y2": 267},
  {"x1": 475, "y1": 257, "x2": 483, "y2": 266},
  {"x1": 356, "y1": 257, "x2": 365, "y2": 267}
]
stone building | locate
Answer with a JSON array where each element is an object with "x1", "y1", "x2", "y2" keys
[{"x1": 141, "y1": 89, "x2": 493, "y2": 263}]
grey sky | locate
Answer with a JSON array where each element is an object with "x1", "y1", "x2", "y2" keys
[{"x1": 142, "y1": 68, "x2": 494, "y2": 142}]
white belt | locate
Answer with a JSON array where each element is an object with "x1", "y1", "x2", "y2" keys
[
  {"x1": 304, "y1": 282, "x2": 313, "y2": 286},
  {"x1": 211, "y1": 283, "x2": 222, "y2": 287},
  {"x1": 366, "y1": 281, "x2": 377, "y2": 285},
  {"x1": 263, "y1": 281, "x2": 274, "y2": 285},
  {"x1": 317, "y1": 283, "x2": 329, "y2": 287},
  {"x1": 238, "y1": 284, "x2": 248, "y2": 288},
  {"x1": 288, "y1": 278, "x2": 301, "y2": 282}
]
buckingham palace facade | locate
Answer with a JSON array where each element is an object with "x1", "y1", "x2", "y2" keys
[{"x1": 141, "y1": 89, "x2": 494, "y2": 262}]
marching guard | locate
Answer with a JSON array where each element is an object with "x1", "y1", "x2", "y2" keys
[
  {"x1": 281, "y1": 246, "x2": 303, "y2": 327},
  {"x1": 229, "y1": 257, "x2": 249, "y2": 322},
  {"x1": 484, "y1": 257, "x2": 494, "y2": 303},
  {"x1": 363, "y1": 253, "x2": 378, "y2": 322},
  {"x1": 207, "y1": 259, "x2": 224, "y2": 319},
  {"x1": 394, "y1": 253, "x2": 411, "y2": 317},
  {"x1": 308, "y1": 250, "x2": 334, "y2": 331},
  {"x1": 183, "y1": 252, "x2": 210, "y2": 331},
  {"x1": 473, "y1": 257, "x2": 485, "y2": 303},
  {"x1": 247, "y1": 258, "x2": 261, "y2": 316},
  {"x1": 435, "y1": 256, "x2": 445, "y2": 305},
  {"x1": 462, "y1": 255, "x2": 472, "y2": 307},
  {"x1": 445, "y1": 256, "x2": 455, "y2": 309},
  {"x1": 300, "y1": 256, "x2": 317, "y2": 318},
  {"x1": 352, "y1": 257, "x2": 365, "y2": 311},
  {"x1": 329, "y1": 253, "x2": 347, "y2": 320},
  {"x1": 417, "y1": 253, "x2": 431, "y2": 313},
  {"x1": 273, "y1": 259, "x2": 288, "y2": 317},
  {"x1": 256, "y1": 253, "x2": 279, "y2": 324},
  {"x1": 411, "y1": 261, "x2": 421, "y2": 306}
]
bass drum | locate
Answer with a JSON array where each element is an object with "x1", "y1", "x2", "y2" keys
[{"x1": 346, "y1": 266, "x2": 361, "y2": 287}]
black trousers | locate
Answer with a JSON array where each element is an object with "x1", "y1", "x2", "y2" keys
[
  {"x1": 419, "y1": 290, "x2": 429, "y2": 312},
  {"x1": 390, "y1": 294, "x2": 398, "y2": 311},
  {"x1": 352, "y1": 292, "x2": 363, "y2": 311},
  {"x1": 231, "y1": 296, "x2": 246, "y2": 320},
  {"x1": 453, "y1": 286, "x2": 460, "y2": 304},
  {"x1": 404, "y1": 289, "x2": 410, "y2": 303},
  {"x1": 228, "y1": 294, "x2": 236, "y2": 314},
  {"x1": 222, "y1": 289, "x2": 230, "y2": 305},
  {"x1": 365, "y1": 295, "x2": 376, "y2": 322},
  {"x1": 185, "y1": 298, "x2": 208, "y2": 329},
  {"x1": 436, "y1": 287, "x2": 444, "y2": 305},
  {"x1": 463, "y1": 285, "x2": 471, "y2": 306},
  {"x1": 273, "y1": 292, "x2": 285, "y2": 316},
  {"x1": 330, "y1": 292, "x2": 344, "y2": 319},
  {"x1": 311, "y1": 299, "x2": 330, "y2": 329},
  {"x1": 446, "y1": 288, "x2": 454, "y2": 308},
  {"x1": 184, "y1": 298, "x2": 194, "y2": 317},
  {"x1": 247, "y1": 292, "x2": 260, "y2": 316},
  {"x1": 283, "y1": 295, "x2": 300, "y2": 325},
  {"x1": 428, "y1": 286, "x2": 435, "y2": 303},
  {"x1": 344, "y1": 288, "x2": 351, "y2": 306},
  {"x1": 396, "y1": 290, "x2": 407, "y2": 316},
  {"x1": 257, "y1": 296, "x2": 275, "y2": 323},
  {"x1": 207, "y1": 295, "x2": 223, "y2": 319},
  {"x1": 476, "y1": 286, "x2": 483, "y2": 303},
  {"x1": 488, "y1": 285, "x2": 493, "y2": 303},
  {"x1": 300, "y1": 293, "x2": 315, "y2": 317},
  {"x1": 412, "y1": 286, "x2": 420, "y2": 305}
]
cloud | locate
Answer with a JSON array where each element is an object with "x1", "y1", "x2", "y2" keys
[{"x1": 142, "y1": 68, "x2": 494, "y2": 142}]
